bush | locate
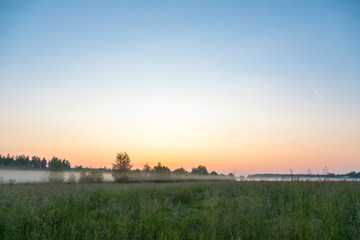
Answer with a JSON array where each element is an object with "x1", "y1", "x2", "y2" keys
[
  {"x1": 67, "y1": 173, "x2": 77, "y2": 184},
  {"x1": 8, "y1": 179, "x2": 16, "y2": 185},
  {"x1": 79, "y1": 170, "x2": 104, "y2": 183},
  {"x1": 48, "y1": 172, "x2": 65, "y2": 183}
]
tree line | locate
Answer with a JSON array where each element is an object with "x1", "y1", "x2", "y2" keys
[
  {"x1": 0, "y1": 154, "x2": 71, "y2": 170},
  {"x1": 43, "y1": 152, "x2": 232, "y2": 184},
  {"x1": 248, "y1": 172, "x2": 360, "y2": 179},
  {"x1": 0, "y1": 152, "x2": 233, "y2": 184},
  {"x1": 0, "y1": 153, "x2": 229, "y2": 177},
  {"x1": 137, "y1": 162, "x2": 229, "y2": 176},
  {"x1": 112, "y1": 152, "x2": 233, "y2": 182}
]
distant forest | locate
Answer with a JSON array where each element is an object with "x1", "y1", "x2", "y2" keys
[
  {"x1": 248, "y1": 172, "x2": 360, "y2": 179},
  {"x1": 0, "y1": 154, "x2": 72, "y2": 170},
  {"x1": 0, "y1": 153, "x2": 229, "y2": 176},
  {"x1": 1, "y1": 153, "x2": 359, "y2": 178}
]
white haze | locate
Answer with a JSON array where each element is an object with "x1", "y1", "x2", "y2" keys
[
  {"x1": 0, "y1": 170, "x2": 234, "y2": 183},
  {"x1": 0, "y1": 170, "x2": 113, "y2": 183}
]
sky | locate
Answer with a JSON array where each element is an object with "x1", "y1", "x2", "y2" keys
[{"x1": 1, "y1": 0, "x2": 360, "y2": 175}]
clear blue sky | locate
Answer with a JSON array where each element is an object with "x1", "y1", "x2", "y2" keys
[{"x1": 1, "y1": 0, "x2": 359, "y2": 173}]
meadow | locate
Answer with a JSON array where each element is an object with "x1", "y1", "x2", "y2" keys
[{"x1": 0, "y1": 181, "x2": 359, "y2": 240}]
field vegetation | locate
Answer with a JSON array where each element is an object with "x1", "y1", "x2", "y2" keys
[{"x1": 0, "y1": 181, "x2": 359, "y2": 239}]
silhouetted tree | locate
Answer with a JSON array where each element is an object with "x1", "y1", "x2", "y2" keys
[
  {"x1": 0, "y1": 154, "x2": 14, "y2": 166},
  {"x1": 48, "y1": 157, "x2": 65, "y2": 182},
  {"x1": 48, "y1": 157, "x2": 70, "y2": 171},
  {"x1": 0, "y1": 154, "x2": 49, "y2": 169},
  {"x1": 48, "y1": 157, "x2": 64, "y2": 171},
  {"x1": 191, "y1": 165, "x2": 208, "y2": 175},
  {"x1": 62, "y1": 159, "x2": 71, "y2": 170},
  {"x1": 31, "y1": 156, "x2": 41, "y2": 168},
  {"x1": 143, "y1": 163, "x2": 152, "y2": 173},
  {"x1": 153, "y1": 162, "x2": 171, "y2": 174},
  {"x1": 7, "y1": 154, "x2": 14, "y2": 166},
  {"x1": 210, "y1": 171, "x2": 218, "y2": 176},
  {"x1": 15, "y1": 155, "x2": 30, "y2": 167},
  {"x1": 75, "y1": 165, "x2": 83, "y2": 170},
  {"x1": 173, "y1": 167, "x2": 187, "y2": 175},
  {"x1": 41, "y1": 158, "x2": 47, "y2": 169},
  {"x1": 346, "y1": 171, "x2": 360, "y2": 178},
  {"x1": 112, "y1": 152, "x2": 133, "y2": 182}
]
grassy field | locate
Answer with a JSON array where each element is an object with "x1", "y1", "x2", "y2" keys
[{"x1": 0, "y1": 181, "x2": 359, "y2": 240}]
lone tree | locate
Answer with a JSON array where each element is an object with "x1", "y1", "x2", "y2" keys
[{"x1": 112, "y1": 152, "x2": 133, "y2": 182}]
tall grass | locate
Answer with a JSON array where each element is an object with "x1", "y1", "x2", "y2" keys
[{"x1": 0, "y1": 181, "x2": 359, "y2": 239}]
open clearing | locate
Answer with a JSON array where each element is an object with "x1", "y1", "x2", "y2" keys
[{"x1": 1, "y1": 181, "x2": 359, "y2": 239}]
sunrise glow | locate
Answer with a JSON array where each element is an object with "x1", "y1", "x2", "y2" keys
[{"x1": 1, "y1": 1, "x2": 359, "y2": 175}]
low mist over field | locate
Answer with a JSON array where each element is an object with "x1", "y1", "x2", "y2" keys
[
  {"x1": 0, "y1": 170, "x2": 112, "y2": 184},
  {"x1": 0, "y1": 170, "x2": 235, "y2": 184}
]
